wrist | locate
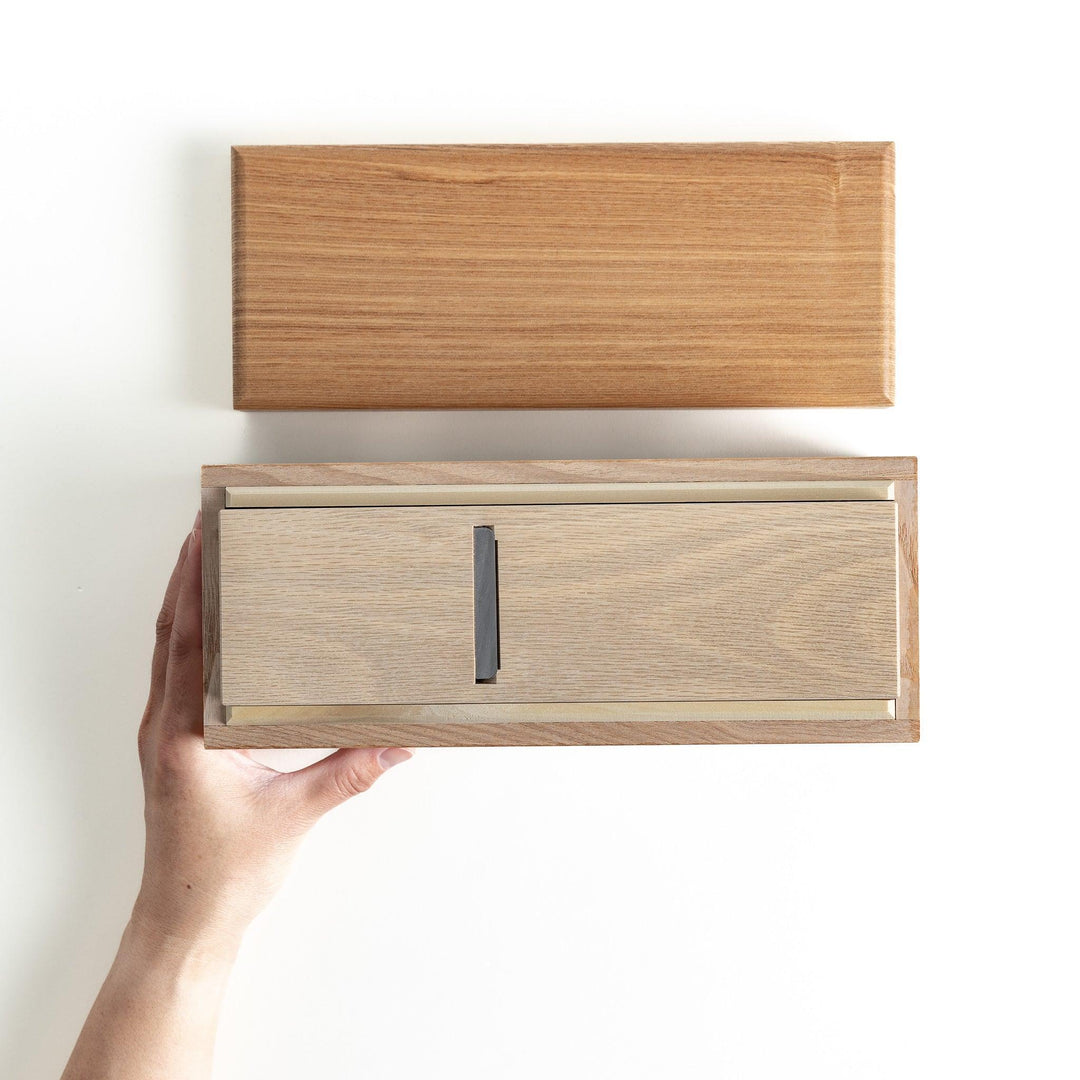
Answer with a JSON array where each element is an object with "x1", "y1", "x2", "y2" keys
[{"x1": 128, "y1": 892, "x2": 246, "y2": 968}]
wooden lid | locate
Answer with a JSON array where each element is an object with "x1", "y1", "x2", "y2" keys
[{"x1": 232, "y1": 143, "x2": 894, "y2": 409}]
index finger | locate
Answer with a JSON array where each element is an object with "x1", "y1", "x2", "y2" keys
[
  {"x1": 144, "y1": 524, "x2": 197, "y2": 724},
  {"x1": 161, "y1": 518, "x2": 205, "y2": 740}
]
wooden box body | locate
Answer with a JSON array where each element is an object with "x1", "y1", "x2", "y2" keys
[{"x1": 202, "y1": 459, "x2": 918, "y2": 747}]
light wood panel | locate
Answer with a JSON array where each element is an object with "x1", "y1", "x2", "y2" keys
[
  {"x1": 219, "y1": 508, "x2": 474, "y2": 706},
  {"x1": 201, "y1": 485, "x2": 225, "y2": 733},
  {"x1": 232, "y1": 143, "x2": 894, "y2": 409},
  {"x1": 203, "y1": 457, "x2": 917, "y2": 489},
  {"x1": 218, "y1": 502, "x2": 898, "y2": 705},
  {"x1": 224, "y1": 479, "x2": 894, "y2": 508},
  {"x1": 227, "y1": 700, "x2": 896, "y2": 726},
  {"x1": 895, "y1": 476, "x2": 919, "y2": 733},
  {"x1": 202, "y1": 458, "x2": 919, "y2": 746},
  {"x1": 220, "y1": 701, "x2": 902, "y2": 745},
  {"x1": 206, "y1": 716, "x2": 912, "y2": 748},
  {"x1": 489, "y1": 502, "x2": 897, "y2": 702}
]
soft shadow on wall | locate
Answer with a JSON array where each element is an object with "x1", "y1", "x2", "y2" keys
[
  {"x1": 239, "y1": 408, "x2": 844, "y2": 465},
  {"x1": 177, "y1": 139, "x2": 233, "y2": 410}
]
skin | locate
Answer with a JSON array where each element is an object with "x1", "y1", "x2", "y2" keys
[{"x1": 61, "y1": 512, "x2": 412, "y2": 1078}]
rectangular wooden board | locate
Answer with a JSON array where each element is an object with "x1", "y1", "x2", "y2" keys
[
  {"x1": 202, "y1": 458, "x2": 919, "y2": 746},
  {"x1": 232, "y1": 143, "x2": 894, "y2": 409},
  {"x1": 218, "y1": 502, "x2": 898, "y2": 705}
]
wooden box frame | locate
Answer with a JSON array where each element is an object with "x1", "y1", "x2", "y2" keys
[{"x1": 202, "y1": 458, "x2": 918, "y2": 747}]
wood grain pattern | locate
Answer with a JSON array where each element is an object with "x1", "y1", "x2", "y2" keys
[
  {"x1": 218, "y1": 502, "x2": 898, "y2": 705},
  {"x1": 227, "y1": 700, "x2": 896, "y2": 725},
  {"x1": 895, "y1": 476, "x2": 919, "y2": 736},
  {"x1": 200, "y1": 485, "x2": 225, "y2": 735},
  {"x1": 224, "y1": 479, "x2": 895, "y2": 507},
  {"x1": 232, "y1": 143, "x2": 894, "y2": 409},
  {"x1": 206, "y1": 717, "x2": 912, "y2": 748},
  {"x1": 203, "y1": 458, "x2": 917, "y2": 489},
  {"x1": 202, "y1": 458, "x2": 918, "y2": 745},
  {"x1": 219, "y1": 507, "x2": 472, "y2": 705}
]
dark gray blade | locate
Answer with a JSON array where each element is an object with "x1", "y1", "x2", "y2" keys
[{"x1": 473, "y1": 526, "x2": 499, "y2": 681}]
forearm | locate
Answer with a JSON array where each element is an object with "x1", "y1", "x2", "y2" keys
[{"x1": 61, "y1": 914, "x2": 239, "y2": 1080}]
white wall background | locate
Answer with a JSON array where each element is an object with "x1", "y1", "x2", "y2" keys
[{"x1": 1, "y1": 2, "x2": 1077, "y2": 1077}]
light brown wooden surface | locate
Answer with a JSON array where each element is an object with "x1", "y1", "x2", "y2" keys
[
  {"x1": 202, "y1": 458, "x2": 918, "y2": 745},
  {"x1": 219, "y1": 507, "x2": 473, "y2": 705},
  {"x1": 227, "y1": 700, "x2": 896, "y2": 725},
  {"x1": 203, "y1": 457, "x2": 917, "y2": 489},
  {"x1": 895, "y1": 475, "x2": 920, "y2": 734},
  {"x1": 219, "y1": 701, "x2": 903, "y2": 746},
  {"x1": 232, "y1": 143, "x2": 894, "y2": 409},
  {"x1": 224, "y1": 479, "x2": 895, "y2": 507},
  {"x1": 200, "y1": 485, "x2": 225, "y2": 733},
  {"x1": 218, "y1": 502, "x2": 898, "y2": 705},
  {"x1": 205, "y1": 717, "x2": 913, "y2": 748}
]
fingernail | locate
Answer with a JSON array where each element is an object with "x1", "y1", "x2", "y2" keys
[
  {"x1": 378, "y1": 747, "x2": 413, "y2": 770},
  {"x1": 193, "y1": 509, "x2": 202, "y2": 534}
]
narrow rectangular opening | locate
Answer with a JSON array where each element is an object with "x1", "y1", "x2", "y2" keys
[{"x1": 473, "y1": 526, "x2": 499, "y2": 683}]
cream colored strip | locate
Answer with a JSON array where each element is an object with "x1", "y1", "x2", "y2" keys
[
  {"x1": 225, "y1": 480, "x2": 895, "y2": 508},
  {"x1": 227, "y1": 700, "x2": 896, "y2": 726}
]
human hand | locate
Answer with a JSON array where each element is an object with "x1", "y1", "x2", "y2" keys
[{"x1": 133, "y1": 511, "x2": 412, "y2": 958}]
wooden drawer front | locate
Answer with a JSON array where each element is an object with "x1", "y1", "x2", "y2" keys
[
  {"x1": 491, "y1": 502, "x2": 897, "y2": 701},
  {"x1": 219, "y1": 508, "x2": 474, "y2": 705},
  {"x1": 219, "y1": 502, "x2": 898, "y2": 706}
]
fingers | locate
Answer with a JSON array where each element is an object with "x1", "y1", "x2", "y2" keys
[
  {"x1": 161, "y1": 514, "x2": 204, "y2": 739},
  {"x1": 144, "y1": 525, "x2": 196, "y2": 722},
  {"x1": 284, "y1": 747, "x2": 413, "y2": 820}
]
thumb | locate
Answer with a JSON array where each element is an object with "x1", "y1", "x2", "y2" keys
[{"x1": 286, "y1": 747, "x2": 413, "y2": 819}]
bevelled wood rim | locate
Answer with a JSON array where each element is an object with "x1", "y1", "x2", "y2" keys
[{"x1": 224, "y1": 480, "x2": 895, "y2": 508}]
